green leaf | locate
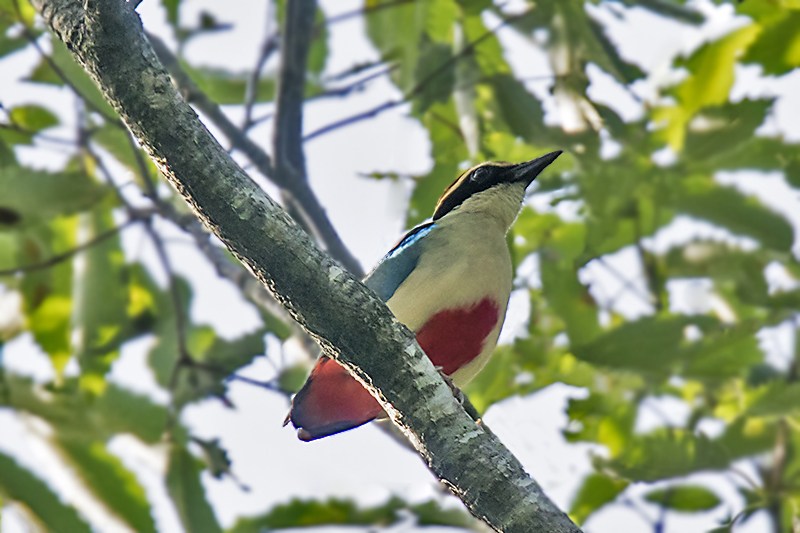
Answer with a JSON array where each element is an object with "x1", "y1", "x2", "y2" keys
[
  {"x1": 0, "y1": 452, "x2": 92, "y2": 533},
  {"x1": 572, "y1": 316, "x2": 697, "y2": 373},
  {"x1": 654, "y1": 25, "x2": 761, "y2": 150},
  {"x1": 682, "y1": 99, "x2": 773, "y2": 162},
  {"x1": 742, "y1": 11, "x2": 800, "y2": 75},
  {"x1": 93, "y1": 384, "x2": 170, "y2": 443},
  {"x1": 8, "y1": 105, "x2": 59, "y2": 132},
  {"x1": 191, "y1": 438, "x2": 232, "y2": 479},
  {"x1": 365, "y1": 0, "x2": 429, "y2": 92},
  {"x1": 72, "y1": 207, "x2": 129, "y2": 391},
  {"x1": 681, "y1": 323, "x2": 763, "y2": 380},
  {"x1": 163, "y1": 0, "x2": 181, "y2": 27},
  {"x1": 618, "y1": 0, "x2": 704, "y2": 24},
  {"x1": 0, "y1": 167, "x2": 110, "y2": 229},
  {"x1": 488, "y1": 74, "x2": 547, "y2": 145},
  {"x1": 308, "y1": 8, "x2": 329, "y2": 76},
  {"x1": 406, "y1": 101, "x2": 469, "y2": 227},
  {"x1": 276, "y1": 363, "x2": 309, "y2": 394},
  {"x1": 0, "y1": 19, "x2": 29, "y2": 60},
  {"x1": 183, "y1": 64, "x2": 277, "y2": 104},
  {"x1": 644, "y1": 485, "x2": 721, "y2": 512},
  {"x1": 57, "y1": 438, "x2": 156, "y2": 533},
  {"x1": 18, "y1": 217, "x2": 78, "y2": 373},
  {"x1": 747, "y1": 382, "x2": 800, "y2": 416},
  {"x1": 227, "y1": 496, "x2": 473, "y2": 533},
  {"x1": 569, "y1": 473, "x2": 628, "y2": 524},
  {"x1": 605, "y1": 428, "x2": 730, "y2": 481},
  {"x1": 605, "y1": 420, "x2": 776, "y2": 481},
  {"x1": 166, "y1": 445, "x2": 223, "y2": 533},
  {"x1": 413, "y1": 41, "x2": 454, "y2": 114},
  {"x1": 676, "y1": 176, "x2": 794, "y2": 252},
  {"x1": 26, "y1": 55, "x2": 65, "y2": 85}
]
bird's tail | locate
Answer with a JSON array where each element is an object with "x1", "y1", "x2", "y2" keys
[{"x1": 285, "y1": 356, "x2": 385, "y2": 441}]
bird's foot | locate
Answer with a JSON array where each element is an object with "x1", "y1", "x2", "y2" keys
[
  {"x1": 435, "y1": 366, "x2": 465, "y2": 406},
  {"x1": 434, "y1": 367, "x2": 493, "y2": 434}
]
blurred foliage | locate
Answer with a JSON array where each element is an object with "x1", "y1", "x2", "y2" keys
[{"x1": 1, "y1": 0, "x2": 800, "y2": 531}]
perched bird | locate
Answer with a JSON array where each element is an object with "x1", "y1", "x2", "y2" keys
[{"x1": 287, "y1": 151, "x2": 562, "y2": 441}]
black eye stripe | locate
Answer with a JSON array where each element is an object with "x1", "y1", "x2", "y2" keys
[
  {"x1": 432, "y1": 165, "x2": 506, "y2": 220},
  {"x1": 429, "y1": 154, "x2": 560, "y2": 221}
]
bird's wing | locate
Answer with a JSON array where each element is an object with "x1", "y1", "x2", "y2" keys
[
  {"x1": 287, "y1": 221, "x2": 437, "y2": 441},
  {"x1": 363, "y1": 221, "x2": 436, "y2": 302}
]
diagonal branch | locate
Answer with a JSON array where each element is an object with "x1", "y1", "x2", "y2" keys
[{"x1": 32, "y1": 0, "x2": 580, "y2": 531}]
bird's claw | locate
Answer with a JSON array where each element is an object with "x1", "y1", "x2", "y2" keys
[{"x1": 435, "y1": 366, "x2": 465, "y2": 406}]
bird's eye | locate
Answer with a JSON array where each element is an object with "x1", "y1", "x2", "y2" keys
[{"x1": 471, "y1": 167, "x2": 487, "y2": 182}]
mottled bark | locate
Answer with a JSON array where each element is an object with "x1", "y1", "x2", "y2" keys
[{"x1": 31, "y1": 1, "x2": 580, "y2": 531}]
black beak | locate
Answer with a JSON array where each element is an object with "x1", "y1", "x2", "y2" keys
[{"x1": 511, "y1": 150, "x2": 562, "y2": 187}]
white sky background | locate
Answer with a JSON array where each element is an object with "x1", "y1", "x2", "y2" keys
[{"x1": 1, "y1": 0, "x2": 799, "y2": 531}]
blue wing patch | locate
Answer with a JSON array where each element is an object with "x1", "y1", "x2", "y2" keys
[{"x1": 364, "y1": 222, "x2": 436, "y2": 302}]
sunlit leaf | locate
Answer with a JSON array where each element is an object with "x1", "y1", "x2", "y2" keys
[
  {"x1": 742, "y1": 11, "x2": 800, "y2": 75},
  {"x1": 569, "y1": 473, "x2": 628, "y2": 524},
  {"x1": 653, "y1": 25, "x2": 761, "y2": 149},
  {"x1": 8, "y1": 105, "x2": 58, "y2": 132},
  {"x1": 644, "y1": 485, "x2": 721, "y2": 512}
]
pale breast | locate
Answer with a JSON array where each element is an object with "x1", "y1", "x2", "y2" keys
[{"x1": 385, "y1": 215, "x2": 513, "y2": 386}]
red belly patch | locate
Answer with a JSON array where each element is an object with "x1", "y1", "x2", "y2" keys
[
  {"x1": 288, "y1": 297, "x2": 501, "y2": 440},
  {"x1": 415, "y1": 298, "x2": 500, "y2": 375}
]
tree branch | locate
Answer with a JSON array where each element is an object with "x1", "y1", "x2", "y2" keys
[{"x1": 32, "y1": 0, "x2": 580, "y2": 530}]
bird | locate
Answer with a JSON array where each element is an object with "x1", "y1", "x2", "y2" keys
[{"x1": 286, "y1": 150, "x2": 562, "y2": 441}]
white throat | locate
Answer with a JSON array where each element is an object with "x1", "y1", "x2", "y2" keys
[{"x1": 443, "y1": 182, "x2": 527, "y2": 232}]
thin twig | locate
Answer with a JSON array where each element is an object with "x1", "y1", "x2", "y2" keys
[
  {"x1": 0, "y1": 122, "x2": 77, "y2": 145},
  {"x1": 303, "y1": 99, "x2": 402, "y2": 142},
  {"x1": 304, "y1": 9, "x2": 530, "y2": 142},
  {"x1": 0, "y1": 221, "x2": 135, "y2": 276},
  {"x1": 242, "y1": 0, "x2": 278, "y2": 132},
  {"x1": 308, "y1": 64, "x2": 396, "y2": 101},
  {"x1": 596, "y1": 256, "x2": 654, "y2": 307}
]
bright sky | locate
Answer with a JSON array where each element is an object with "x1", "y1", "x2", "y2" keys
[{"x1": 1, "y1": 0, "x2": 799, "y2": 531}]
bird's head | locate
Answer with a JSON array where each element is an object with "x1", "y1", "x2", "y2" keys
[{"x1": 432, "y1": 151, "x2": 562, "y2": 229}]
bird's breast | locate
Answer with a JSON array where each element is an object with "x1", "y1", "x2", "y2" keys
[{"x1": 415, "y1": 297, "x2": 501, "y2": 376}]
